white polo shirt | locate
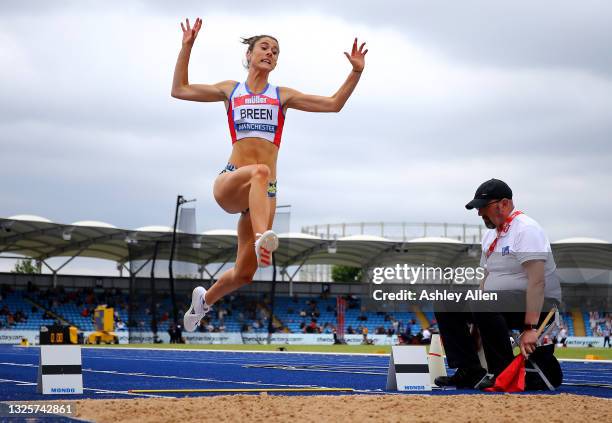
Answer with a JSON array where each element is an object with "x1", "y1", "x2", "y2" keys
[{"x1": 480, "y1": 212, "x2": 562, "y2": 301}]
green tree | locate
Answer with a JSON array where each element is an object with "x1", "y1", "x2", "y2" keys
[
  {"x1": 12, "y1": 258, "x2": 40, "y2": 274},
  {"x1": 331, "y1": 265, "x2": 362, "y2": 282}
]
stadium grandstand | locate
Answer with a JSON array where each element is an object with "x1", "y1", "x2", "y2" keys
[{"x1": 0, "y1": 215, "x2": 610, "y2": 347}]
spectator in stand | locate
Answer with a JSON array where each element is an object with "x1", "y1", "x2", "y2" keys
[
  {"x1": 421, "y1": 327, "x2": 432, "y2": 345},
  {"x1": 361, "y1": 326, "x2": 372, "y2": 345},
  {"x1": 168, "y1": 324, "x2": 178, "y2": 343},
  {"x1": 558, "y1": 326, "x2": 567, "y2": 346},
  {"x1": 333, "y1": 327, "x2": 342, "y2": 344},
  {"x1": 321, "y1": 285, "x2": 330, "y2": 299},
  {"x1": 15, "y1": 310, "x2": 27, "y2": 323},
  {"x1": 347, "y1": 295, "x2": 359, "y2": 309},
  {"x1": 347, "y1": 325, "x2": 355, "y2": 335},
  {"x1": 306, "y1": 319, "x2": 318, "y2": 333},
  {"x1": 603, "y1": 326, "x2": 610, "y2": 348},
  {"x1": 218, "y1": 307, "x2": 227, "y2": 323},
  {"x1": 400, "y1": 324, "x2": 413, "y2": 345},
  {"x1": 175, "y1": 324, "x2": 183, "y2": 343},
  {"x1": 590, "y1": 315, "x2": 597, "y2": 333}
]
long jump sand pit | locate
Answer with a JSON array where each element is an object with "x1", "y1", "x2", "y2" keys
[{"x1": 73, "y1": 393, "x2": 611, "y2": 423}]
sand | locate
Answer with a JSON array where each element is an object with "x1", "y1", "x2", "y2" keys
[{"x1": 70, "y1": 393, "x2": 612, "y2": 423}]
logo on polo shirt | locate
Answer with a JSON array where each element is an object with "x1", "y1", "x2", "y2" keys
[{"x1": 502, "y1": 246, "x2": 510, "y2": 256}]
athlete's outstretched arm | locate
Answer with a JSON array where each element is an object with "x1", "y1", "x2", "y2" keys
[
  {"x1": 171, "y1": 18, "x2": 235, "y2": 102},
  {"x1": 283, "y1": 38, "x2": 367, "y2": 113}
]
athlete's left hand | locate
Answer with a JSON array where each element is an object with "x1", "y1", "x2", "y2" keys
[{"x1": 344, "y1": 38, "x2": 367, "y2": 72}]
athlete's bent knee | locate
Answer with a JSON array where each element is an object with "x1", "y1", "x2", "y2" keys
[{"x1": 251, "y1": 164, "x2": 271, "y2": 181}]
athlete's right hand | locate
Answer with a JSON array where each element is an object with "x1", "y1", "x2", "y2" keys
[{"x1": 180, "y1": 18, "x2": 202, "y2": 47}]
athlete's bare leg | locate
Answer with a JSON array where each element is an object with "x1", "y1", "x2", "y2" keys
[
  {"x1": 203, "y1": 164, "x2": 278, "y2": 305},
  {"x1": 213, "y1": 164, "x2": 272, "y2": 236},
  {"x1": 204, "y1": 204, "x2": 276, "y2": 306},
  {"x1": 204, "y1": 212, "x2": 257, "y2": 305}
]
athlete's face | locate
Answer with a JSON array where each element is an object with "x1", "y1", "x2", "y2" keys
[{"x1": 247, "y1": 38, "x2": 279, "y2": 72}]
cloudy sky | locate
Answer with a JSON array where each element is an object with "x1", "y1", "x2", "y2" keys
[{"x1": 2, "y1": 1, "x2": 611, "y2": 273}]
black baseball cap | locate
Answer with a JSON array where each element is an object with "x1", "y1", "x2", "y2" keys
[{"x1": 465, "y1": 178, "x2": 512, "y2": 210}]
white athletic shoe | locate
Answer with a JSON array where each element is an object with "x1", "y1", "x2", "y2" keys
[
  {"x1": 255, "y1": 230, "x2": 279, "y2": 268},
  {"x1": 183, "y1": 286, "x2": 210, "y2": 332}
]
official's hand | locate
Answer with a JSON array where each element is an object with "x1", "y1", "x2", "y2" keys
[
  {"x1": 181, "y1": 17, "x2": 202, "y2": 47},
  {"x1": 344, "y1": 38, "x2": 368, "y2": 72},
  {"x1": 520, "y1": 329, "x2": 538, "y2": 357}
]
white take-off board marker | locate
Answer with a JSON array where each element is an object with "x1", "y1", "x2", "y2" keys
[
  {"x1": 37, "y1": 345, "x2": 83, "y2": 395},
  {"x1": 386, "y1": 345, "x2": 431, "y2": 391}
]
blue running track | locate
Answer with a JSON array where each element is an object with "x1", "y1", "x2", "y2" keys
[{"x1": 1, "y1": 345, "x2": 610, "y2": 404}]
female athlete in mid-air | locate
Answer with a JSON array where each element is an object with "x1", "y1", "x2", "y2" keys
[{"x1": 173, "y1": 18, "x2": 367, "y2": 332}]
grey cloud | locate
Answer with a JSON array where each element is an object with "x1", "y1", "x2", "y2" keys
[
  {"x1": 139, "y1": 0, "x2": 612, "y2": 76},
  {"x1": 1, "y1": 1, "x2": 611, "y2": 245},
  {"x1": 5, "y1": 1, "x2": 612, "y2": 74}
]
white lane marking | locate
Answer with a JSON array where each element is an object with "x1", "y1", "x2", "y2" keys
[
  {"x1": 558, "y1": 358, "x2": 612, "y2": 364},
  {"x1": 0, "y1": 378, "x2": 37, "y2": 386},
  {"x1": 10, "y1": 345, "x2": 612, "y2": 363},
  {"x1": 0, "y1": 361, "x2": 326, "y2": 389},
  {"x1": 0, "y1": 376, "x2": 164, "y2": 398},
  {"x1": 81, "y1": 355, "x2": 388, "y2": 369},
  {"x1": 81, "y1": 346, "x2": 389, "y2": 357}
]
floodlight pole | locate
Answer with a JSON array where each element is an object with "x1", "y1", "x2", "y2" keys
[
  {"x1": 150, "y1": 241, "x2": 159, "y2": 336},
  {"x1": 169, "y1": 195, "x2": 195, "y2": 326}
]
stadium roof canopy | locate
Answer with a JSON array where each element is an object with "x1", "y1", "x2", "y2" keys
[{"x1": 1, "y1": 216, "x2": 612, "y2": 274}]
